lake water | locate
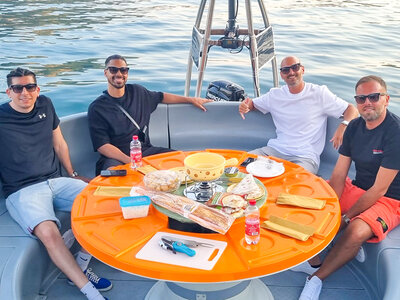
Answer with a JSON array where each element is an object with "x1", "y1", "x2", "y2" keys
[{"x1": 0, "y1": 0, "x2": 399, "y2": 116}]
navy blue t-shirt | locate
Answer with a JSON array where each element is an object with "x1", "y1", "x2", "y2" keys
[
  {"x1": 339, "y1": 110, "x2": 400, "y2": 200},
  {"x1": 88, "y1": 83, "x2": 163, "y2": 155},
  {"x1": 0, "y1": 96, "x2": 60, "y2": 198}
]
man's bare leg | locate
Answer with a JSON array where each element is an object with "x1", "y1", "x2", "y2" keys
[
  {"x1": 34, "y1": 220, "x2": 89, "y2": 288},
  {"x1": 314, "y1": 218, "x2": 374, "y2": 280}
]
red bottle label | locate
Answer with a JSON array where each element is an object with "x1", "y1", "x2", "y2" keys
[
  {"x1": 131, "y1": 150, "x2": 142, "y2": 163},
  {"x1": 245, "y1": 217, "x2": 260, "y2": 236}
]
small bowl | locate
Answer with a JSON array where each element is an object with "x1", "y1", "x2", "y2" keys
[{"x1": 224, "y1": 167, "x2": 239, "y2": 177}]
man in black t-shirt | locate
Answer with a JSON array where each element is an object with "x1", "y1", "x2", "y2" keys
[
  {"x1": 299, "y1": 75, "x2": 400, "y2": 300},
  {"x1": 0, "y1": 68, "x2": 111, "y2": 300},
  {"x1": 88, "y1": 54, "x2": 212, "y2": 175}
]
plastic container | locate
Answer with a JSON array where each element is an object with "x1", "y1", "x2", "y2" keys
[
  {"x1": 245, "y1": 199, "x2": 260, "y2": 245},
  {"x1": 224, "y1": 167, "x2": 239, "y2": 177},
  {"x1": 130, "y1": 135, "x2": 142, "y2": 169},
  {"x1": 119, "y1": 196, "x2": 151, "y2": 219},
  {"x1": 143, "y1": 170, "x2": 180, "y2": 192}
]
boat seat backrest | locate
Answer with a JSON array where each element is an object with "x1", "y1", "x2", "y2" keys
[{"x1": 168, "y1": 102, "x2": 276, "y2": 151}]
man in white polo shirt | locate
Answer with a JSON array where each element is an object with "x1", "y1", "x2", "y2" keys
[{"x1": 239, "y1": 56, "x2": 358, "y2": 174}]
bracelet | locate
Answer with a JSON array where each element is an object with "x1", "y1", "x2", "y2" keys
[
  {"x1": 342, "y1": 214, "x2": 351, "y2": 224},
  {"x1": 341, "y1": 120, "x2": 349, "y2": 126},
  {"x1": 70, "y1": 171, "x2": 79, "y2": 178}
]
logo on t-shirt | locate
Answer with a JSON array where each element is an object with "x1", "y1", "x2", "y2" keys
[
  {"x1": 38, "y1": 113, "x2": 47, "y2": 119},
  {"x1": 372, "y1": 149, "x2": 383, "y2": 155}
]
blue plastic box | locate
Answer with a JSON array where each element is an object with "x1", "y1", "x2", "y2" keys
[{"x1": 119, "y1": 196, "x2": 151, "y2": 219}]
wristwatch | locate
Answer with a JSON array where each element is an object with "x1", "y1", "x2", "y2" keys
[
  {"x1": 342, "y1": 214, "x2": 351, "y2": 224},
  {"x1": 70, "y1": 171, "x2": 79, "y2": 178},
  {"x1": 341, "y1": 120, "x2": 349, "y2": 126}
]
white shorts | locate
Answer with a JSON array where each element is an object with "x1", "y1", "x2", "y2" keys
[{"x1": 6, "y1": 177, "x2": 87, "y2": 236}]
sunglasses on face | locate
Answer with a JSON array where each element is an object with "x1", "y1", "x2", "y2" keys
[
  {"x1": 106, "y1": 66, "x2": 129, "y2": 75},
  {"x1": 280, "y1": 63, "x2": 302, "y2": 74},
  {"x1": 354, "y1": 92, "x2": 386, "y2": 104},
  {"x1": 9, "y1": 83, "x2": 37, "y2": 93}
]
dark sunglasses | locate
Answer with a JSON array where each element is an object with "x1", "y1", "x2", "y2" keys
[
  {"x1": 280, "y1": 63, "x2": 302, "y2": 74},
  {"x1": 9, "y1": 83, "x2": 37, "y2": 93},
  {"x1": 106, "y1": 66, "x2": 129, "y2": 75},
  {"x1": 354, "y1": 92, "x2": 386, "y2": 104}
]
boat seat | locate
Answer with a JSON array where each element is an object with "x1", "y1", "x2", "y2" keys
[
  {"x1": 348, "y1": 223, "x2": 400, "y2": 300},
  {"x1": 319, "y1": 117, "x2": 356, "y2": 179},
  {"x1": 59, "y1": 104, "x2": 169, "y2": 178},
  {"x1": 0, "y1": 181, "x2": 71, "y2": 300},
  {"x1": 168, "y1": 102, "x2": 276, "y2": 151}
]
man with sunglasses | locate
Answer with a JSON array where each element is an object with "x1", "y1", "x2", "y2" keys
[
  {"x1": 88, "y1": 54, "x2": 212, "y2": 175},
  {"x1": 239, "y1": 56, "x2": 358, "y2": 174},
  {"x1": 0, "y1": 68, "x2": 111, "y2": 300},
  {"x1": 299, "y1": 75, "x2": 400, "y2": 300}
]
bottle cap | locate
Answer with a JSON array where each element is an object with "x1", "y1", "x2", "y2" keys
[
  {"x1": 133, "y1": 135, "x2": 138, "y2": 140},
  {"x1": 249, "y1": 199, "x2": 256, "y2": 205}
]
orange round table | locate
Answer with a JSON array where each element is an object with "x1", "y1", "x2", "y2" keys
[{"x1": 71, "y1": 149, "x2": 340, "y2": 299}]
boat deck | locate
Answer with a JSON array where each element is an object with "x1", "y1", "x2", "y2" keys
[{"x1": 46, "y1": 256, "x2": 371, "y2": 300}]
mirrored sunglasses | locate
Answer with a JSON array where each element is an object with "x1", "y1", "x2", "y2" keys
[
  {"x1": 354, "y1": 92, "x2": 386, "y2": 104},
  {"x1": 106, "y1": 66, "x2": 129, "y2": 75},
  {"x1": 280, "y1": 63, "x2": 301, "y2": 74},
  {"x1": 9, "y1": 83, "x2": 37, "y2": 93}
]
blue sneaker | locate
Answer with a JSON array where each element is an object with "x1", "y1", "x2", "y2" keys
[{"x1": 68, "y1": 268, "x2": 113, "y2": 292}]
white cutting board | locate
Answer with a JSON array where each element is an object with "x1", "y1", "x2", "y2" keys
[{"x1": 136, "y1": 232, "x2": 227, "y2": 270}]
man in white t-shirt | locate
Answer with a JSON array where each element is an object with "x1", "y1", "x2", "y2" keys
[{"x1": 239, "y1": 56, "x2": 358, "y2": 174}]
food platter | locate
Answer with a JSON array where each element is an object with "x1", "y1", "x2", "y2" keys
[
  {"x1": 246, "y1": 160, "x2": 285, "y2": 178},
  {"x1": 151, "y1": 173, "x2": 267, "y2": 223}
]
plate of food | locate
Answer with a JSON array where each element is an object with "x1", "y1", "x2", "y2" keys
[
  {"x1": 206, "y1": 174, "x2": 267, "y2": 218},
  {"x1": 246, "y1": 159, "x2": 285, "y2": 178}
]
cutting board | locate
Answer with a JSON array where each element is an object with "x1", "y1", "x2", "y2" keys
[{"x1": 136, "y1": 232, "x2": 227, "y2": 270}]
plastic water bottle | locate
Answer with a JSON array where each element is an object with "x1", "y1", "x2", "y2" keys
[
  {"x1": 130, "y1": 135, "x2": 142, "y2": 169},
  {"x1": 245, "y1": 199, "x2": 260, "y2": 245}
]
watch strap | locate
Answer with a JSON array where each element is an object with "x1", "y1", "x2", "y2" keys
[
  {"x1": 341, "y1": 120, "x2": 349, "y2": 126},
  {"x1": 342, "y1": 214, "x2": 351, "y2": 224}
]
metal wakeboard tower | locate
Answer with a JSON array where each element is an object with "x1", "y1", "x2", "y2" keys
[{"x1": 184, "y1": 0, "x2": 279, "y2": 98}]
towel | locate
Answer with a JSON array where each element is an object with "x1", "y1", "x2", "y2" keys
[
  {"x1": 276, "y1": 193, "x2": 326, "y2": 210},
  {"x1": 93, "y1": 186, "x2": 132, "y2": 197},
  {"x1": 261, "y1": 215, "x2": 316, "y2": 241}
]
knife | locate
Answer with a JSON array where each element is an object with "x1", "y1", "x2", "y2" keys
[{"x1": 161, "y1": 236, "x2": 214, "y2": 248}]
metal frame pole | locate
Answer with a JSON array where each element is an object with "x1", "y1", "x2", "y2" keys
[
  {"x1": 245, "y1": 0, "x2": 261, "y2": 97},
  {"x1": 184, "y1": 0, "x2": 207, "y2": 96},
  {"x1": 195, "y1": 0, "x2": 215, "y2": 98},
  {"x1": 257, "y1": 0, "x2": 279, "y2": 87}
]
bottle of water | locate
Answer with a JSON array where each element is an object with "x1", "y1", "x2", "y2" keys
[
  {"x1": 130, "y1": 135, "x2": 142, "y2": 169},
  {"x1": 245, "y1": 199, "x2": 260, "y2": 245}
]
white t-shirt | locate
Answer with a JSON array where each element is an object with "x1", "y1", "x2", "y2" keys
[{"x1": 253, "y1": 82, "x2": 349, "y2": 166}]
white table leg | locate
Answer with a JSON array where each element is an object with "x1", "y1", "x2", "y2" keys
[{"x1": 145, "y1": 279, "x2": 274, "y2": 300}]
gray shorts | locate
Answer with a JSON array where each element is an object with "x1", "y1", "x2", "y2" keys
[
  {"x1": 6, "y1": 177, "x2": 87, "y2": 236},
  {"x1": 250, "y1": 146, "x2": 319, "y2": 174}
]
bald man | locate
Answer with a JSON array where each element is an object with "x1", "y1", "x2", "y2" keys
[{"x1": 239, "y1": 56, "x2": 358, "y2": 174}]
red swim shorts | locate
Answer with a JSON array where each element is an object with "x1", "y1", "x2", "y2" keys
[{"x1": 339, "y1": 177, "x2": 400, "y2": 243}]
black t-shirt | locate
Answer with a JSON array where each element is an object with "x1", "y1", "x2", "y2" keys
[
  {"x1": 88, "y1": 84, "x2": 164, "y2": 155},
  {"x1": 339, "y1": 110, "x2": 400, "y2": 200},
  {"x1": 0, "y1": 96, "x2": 60, "y2": 198}
]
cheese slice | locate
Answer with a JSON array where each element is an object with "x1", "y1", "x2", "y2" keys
[{"x1": 230, "y1": 174, "x2": 260, "y2": 196}]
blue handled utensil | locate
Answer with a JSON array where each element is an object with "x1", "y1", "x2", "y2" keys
[{"x1": 160, "y1": 238, "x2": 196, "y2": 257}]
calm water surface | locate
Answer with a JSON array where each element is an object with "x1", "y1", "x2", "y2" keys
[{"x1": 0, "y1": 0, "x2": 399, "y2": 116}]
